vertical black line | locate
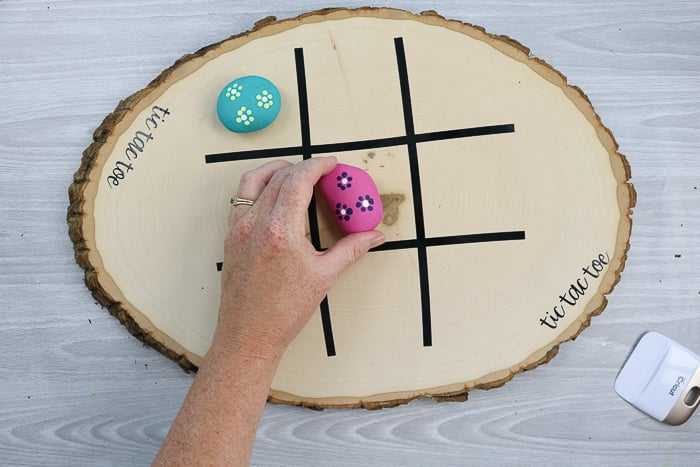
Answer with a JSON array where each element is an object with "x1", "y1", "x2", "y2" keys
[
  {"x1": 295, "y1": 48, "x2": 312, "y2": 153},
  {"x1": 215, "y1": 42, "x2": 520, "y2": 355},
  {"x1": 395, "y1": 39, "x2": 416, "y2": 146},
  {"x1": 295, "y1": 48, "x2": 320, "y2": 248},
  {"x1": 319, "y1": 296, "x2": 335, "y2": 356},
  {"x1": 296, "y1": 47, "x2": 336, "y2": 357},
  {"x1": 395, "y1": 37, "x2": 432, "y2": 347},
  {"x1": 417, "y1": 248, "x2": 432, "y2": 346}
]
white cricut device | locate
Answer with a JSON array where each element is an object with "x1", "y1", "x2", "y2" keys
[{"x1": 615, "y1": 331, "x2": 700, "y2": 425}]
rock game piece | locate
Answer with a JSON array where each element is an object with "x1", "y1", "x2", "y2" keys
[
  {"x1": 318, "y1": 163, "x2": 383, "y2": 233},
  {"x1": 216, "y1": 75, "x2": 281, "y2": 133}
]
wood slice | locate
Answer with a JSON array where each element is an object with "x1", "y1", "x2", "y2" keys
[{"x1": 68, "y1": 8, "x2": 635, "y2": 409}]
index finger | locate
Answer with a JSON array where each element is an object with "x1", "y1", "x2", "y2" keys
[
  {"x1": 228, "y1": 159, "x2": 292, "y2": 227},
  {"x1": 270, "y1": 156, "x2": 337, "y2": 222}
]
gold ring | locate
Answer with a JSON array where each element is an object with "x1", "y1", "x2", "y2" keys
[{"x1": 230, "y1": 196, "x2": 255, "y2": 207}]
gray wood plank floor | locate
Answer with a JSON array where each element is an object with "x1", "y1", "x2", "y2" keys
[{"x1": 1, "y1": 1, "x2": 699, "y2": 465}]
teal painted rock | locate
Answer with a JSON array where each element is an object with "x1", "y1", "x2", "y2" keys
[{"x1": 216, "y1": 76, "x2": 281, "y2": 133}]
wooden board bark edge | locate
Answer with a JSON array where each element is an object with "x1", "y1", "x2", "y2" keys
[{"x1": 67, "y1": 7, "x2": 636, "y2": 409}]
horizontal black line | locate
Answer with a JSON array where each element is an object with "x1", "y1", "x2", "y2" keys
[
  {"x1": 368, "y1": 239, "x2": 419, "y2": 251},
  {"x1": 426, "y1": 230, "x2": 526, "y2": 247},
  {"x1": 206, "y1": 145, "x2": 303, "y2": 163},
  {"x1": 215, "y1": 230, "x2": 525, "y2": 270},
  {"x1": 204, "y1": 124, "x2": 515, "y2": 164},
  {"x1": 310, "y1": 135, "x2": 408, "y2": 154},
  {"x1": 370, "y1": 230, "x2": 526, "y2": 252},
  {"x1": 415, "y1": 124, "x2": 515, "y2": 143}
]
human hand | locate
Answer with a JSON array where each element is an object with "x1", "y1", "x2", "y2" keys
[
  {"x1": 214, "y1": 156, "x2": 385, "y2": 360},
  {"x1": 155, "y1": 157, "x2": 379, "y2": 466}
]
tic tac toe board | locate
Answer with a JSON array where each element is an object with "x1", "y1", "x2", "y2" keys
[{"x1": 69, "y1": 8, "x2": 634, "y2": 408}]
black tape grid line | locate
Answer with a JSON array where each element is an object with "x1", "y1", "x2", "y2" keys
[
  {"x1": 295, "y1": 48, "x2": 337, "y2": 358},
  {"x1": 208, "y1": 37, "x2": 523, "y2": 357}
]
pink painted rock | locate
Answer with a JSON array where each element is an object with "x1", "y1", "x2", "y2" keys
[{"x1": 318, "y1": 164, "x2": 383, "y2": 233}]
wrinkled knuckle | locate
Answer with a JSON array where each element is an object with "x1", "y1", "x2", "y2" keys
[
  {"x1": 269, "y1": 169, "x2": 289, "y2": 186},
  {"x1": 284, "y1": 170, "x2": 305, "y2": 186},
  {"x1": 262, "y1": 220, "x2": 289, "y2": 250},
  {"x1": 276, "y1": 160, "x2": 293, "y2": 170},
  {"x1": 238, "y1": 169, "x2": 258, "y2": 186},
  {"x1": 225, "y1": 216, "x2": 254, "y2": 250},
  {"x1": 350, "y1": 243, "x2": 366, "y2": 264}
]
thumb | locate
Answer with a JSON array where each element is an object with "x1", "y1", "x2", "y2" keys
[{"x1": 320, "y1": 230, "x2": 385, "y2": 279}]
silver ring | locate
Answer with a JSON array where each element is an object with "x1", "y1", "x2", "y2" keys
[{"x1": 230, "y1": 196, "x2": 255, "y2": 207}]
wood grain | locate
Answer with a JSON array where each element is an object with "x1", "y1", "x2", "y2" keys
[
  {"x1": 67, "y1": 6, "x2": 633, "y2": 409},
  {"x1": 1, "y1": 0, "x2": 699, "y2": 465}
]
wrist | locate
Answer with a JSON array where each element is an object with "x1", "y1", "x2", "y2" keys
[{"x1": 208, "y1": 326, "x2": 285, "y2": 369}]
